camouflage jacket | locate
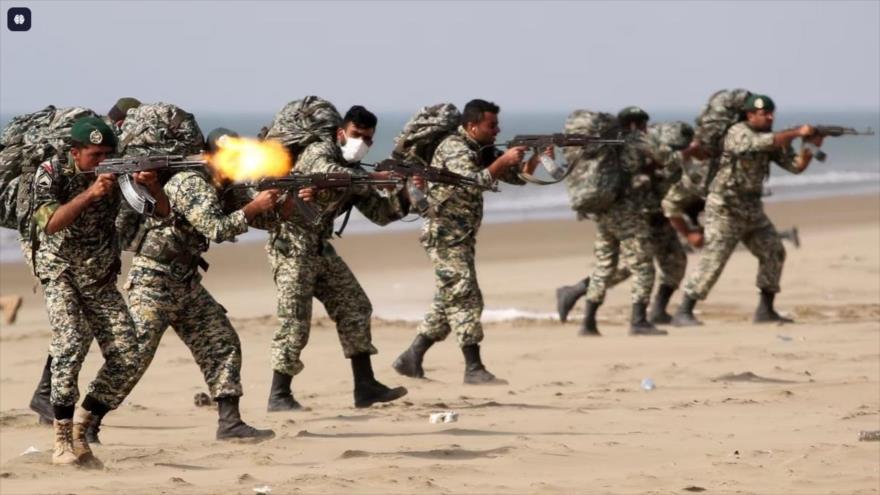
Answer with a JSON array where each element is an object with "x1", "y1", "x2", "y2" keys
[
  {"x1": 131, "y1": 169, "x2": 248, "y2": 282},
  {"x1": 32, "y1": 156, "x2": 122, "y2": 286},
  {"x1": 421, "y1": 127, "x2": 524, "y2": 247},
  {"x1": 269, "y1": 139, "x2": 407, "y2": 257},
  {"x1": 710, "y1": 122, "x2": 798, "y2": 207}
]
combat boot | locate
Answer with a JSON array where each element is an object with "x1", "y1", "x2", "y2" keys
[
  {"x1": 579, "y1": 300, "x2": 601, "y2": 336},
  {"x1": 351, "y1": 354, "x2": 408, "y2": 408},
  {"x1": 392, "y1": 334, "x2": 436, "y2": 378},
  {"x1": 267, "y1": 371, "x2": 303, "y2": 412},
  {"x1": 556, "y1": 278, "x2": 589, "y2": 323},
  {"x1": 648, "y1": 284, "x2": 676, "y2": 324},
  {"x1": 462, "y1": 344, "x2": 508, "y2": 385},
  {"x1": 72, "y1": 408, "x2": 103, "y2": 468},
  {"x1": 84, "y1": 413, "x2": 104, "y2": 444},
  {"x1": 672, "y1": 295, "x2": 702, "y2": 326},
  {"x1": 217, "y1": 396, "x2": 275, "y2": 441},
  {"x1": 29, "y1": 355, "x2": 53, "y2": 425},
  {"x1": 753, "y1": 290, "x2": 794, "y2": 324},
  {"x1": 52, "y1": 419, "x2": 78, "y2": 466},
  {"x1": 1, "y1": 294, "x2": 22, "y2": 324},
  {"x1": 630, "y1": 302, "x2": 668, "y2": 336}
]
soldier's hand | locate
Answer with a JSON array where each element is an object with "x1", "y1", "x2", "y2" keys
[
  {"x1": 687, "y1": 231, "x2": 705, "y2": 249},
  {"x1": 250, "y1": 189, "x2": 279, "y2": 213},
  {"x1": 797, "y1": 125, "x2": 816, "y2": 138},
  {"x1": 684, "y1": 140, "x2": 708, "y2": 160},
  {"x1": 87, "y1": 173, "x2": 116, "y2": 202},
  {"x1": 501, "y1": 146, "x2": 527, "y2": 168},
  {"x1": 369, "y1": 171, "x2": 398, "y2": 191},
  {"x1": 134, "y1": 171, "x2": 162, "y2": 194},
  {"x1": 804, "y1": 134, "x2": 825, "y2": 147},
  {"x1": 298, "y1": 187, "x2": 315, "y2": 203},
  {"x1": 411, "y1": 175, "x2": 427, "y2": 191}
]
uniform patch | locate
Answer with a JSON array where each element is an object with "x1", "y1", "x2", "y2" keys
[
  {"x1": 89, "y1": 129, "x2": 103, "y2": 144},
  {"x1": 36, "y1": 167, "x2": 53, "y2": 189}
]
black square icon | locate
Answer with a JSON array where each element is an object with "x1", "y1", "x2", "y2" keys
[{"x1": 7, "y1": 7, "x2": 31, "y2": 31}]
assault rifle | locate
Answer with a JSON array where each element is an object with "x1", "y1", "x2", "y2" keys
[
  {"x1": 503, "y1": 133, "x2": 625, "y2": 149},
  {"x1": 364, "y1": 158, "x2": 488, "y2": 189},
  {"x1": 91, "y1": 155, "x2": 206, "y2": 215},
  {"x1": 804, "y1": 126, "x2": 875, "y2": 162},
  {"x1": 236, "y1": 172, "x2": 403, "y2": 225}
]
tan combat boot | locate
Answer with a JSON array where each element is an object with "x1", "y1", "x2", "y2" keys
[
  {"x1": 72, "y1": 408, "x2": 103, "y2": 469},
  {"x1": 52, "y1": 419, "x2": 78, "y2": 465}
]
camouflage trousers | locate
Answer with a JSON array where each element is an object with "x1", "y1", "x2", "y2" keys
[
  {"x1": 417, "y1": 242, "x2": 484, "y2": 347},
  {"x1": 684, "y1": 200, "x2": 785, "y2": 300},
  {"x1": 586, "y1": 209, "x2": 655, "y2": 304},
  {"x1": 42, "y1": 273, "x2": 138, "y2": 408},
  {"x1": 602, "y1": 215, "x2": 687, "y2": 291},
  {"x1": 116, "y1": 266, "x2": 243, "y2": 403},
  {"x1": 269, "y1": 243, "x2": 377, "y2": 377}
]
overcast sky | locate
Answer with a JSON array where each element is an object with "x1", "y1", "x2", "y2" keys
[{"x1": 1, "y1": 0, "x2": 878, "y2": 116}]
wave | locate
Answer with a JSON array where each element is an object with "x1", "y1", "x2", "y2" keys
[{"x1": 766, "y1": 170, "x2": 880, "y2": 187}]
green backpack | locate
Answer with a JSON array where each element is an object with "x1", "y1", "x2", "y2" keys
[{"x1": 563, "y1": 110, "x2": 622, "y2": 217}]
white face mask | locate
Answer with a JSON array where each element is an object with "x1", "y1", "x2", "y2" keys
[{"x1": 340, "y1": 133, "x2": 370, "y2": 163}]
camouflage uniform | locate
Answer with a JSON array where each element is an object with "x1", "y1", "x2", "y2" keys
[
  {"x1": 31, "y1": 156, "x2": 138, "y2": 408},
  {"x1": 684, "y1": 122, "x2": 797, "y2": 300},
  {"x1": 417, "y1": 127, "x2": 524, "y2": 347},
  {"x1": 267, "y1": 140, "x2": 407, "y2": 376},
  {"x1": 115, "y1": 170, "x2": 248, "y2": 402},
  {"x1": 598, "y1": 130, "x2": 689, "y2": 294},
  {"x1": 585, "y1": 130, "x2": 675, "y2": 305}
]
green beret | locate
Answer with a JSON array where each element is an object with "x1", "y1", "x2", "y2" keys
[
  {"x1": 206, "y1": 127, "x2": 239, "y2": 153},
  {"x1": 70, "y1": 116, "x2": 117, "y2": 148},
  {"x1": 617, "y1": 106, "x2": 650, "y2": 124},
  {"x1": 107, "y1": 97, "x2": 141, "y2": 123},
  {"x1": 743, "y1": 94, "x2": 775, "y2": 112}
]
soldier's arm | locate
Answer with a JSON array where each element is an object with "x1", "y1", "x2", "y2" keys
[
  {"x1": 354, "y1": 188, "x2": 409, "y2": 226},
  {"x1": 35, "y1": 166, "x2": 114, "y2": 235},
  {"x1": 167, "y1": 174, "x2": 248, "y2": 243}
]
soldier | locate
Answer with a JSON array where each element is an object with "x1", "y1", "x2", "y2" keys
[
  {"x1": 556, "y1": 119, "x2": 699, "y2": 327},
  {"x1": 29, "y1": 99, "x2": 140, "y2": 429},
  {"x1": 31, "y1": 117, "x2": 148, "y2": 466},
  {"x1": 392, "y1": 99, "x2": 539, "y2": 384},
  {"x1": 264, "y1": 99, "x2": 410, "y2": 411},
  {"x1": 104, "y1": 124, "x2": 281, "y2": 441},
  {"x1": 672, "y1": 94, "x2": 821, "y2": 325}
]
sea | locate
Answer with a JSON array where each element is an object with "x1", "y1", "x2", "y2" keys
[{"x1": 1, "y1": 109, "x2": 878, "y2": 264}]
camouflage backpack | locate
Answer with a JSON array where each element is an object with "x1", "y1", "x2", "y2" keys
[
  {"x1": 693, "y1": 88, "x2": 752, "y2": 157},
  {"x1": 118, "y1": 102, "x2": 205, "y2": 157},
  {"x1": 0, "y1": 106, "x2": 97, "y2": 234},
  {"x1": 264, "y1": 96, "x2": 342, "y2": 153},
  {"x1": 563, "y1": 110, "x2": 622, "y2": 217},
  {"x1": 392, "y1": 103, "x2": 461, "y2": 165},
  {"x1": 647, "y1": 121, "x2": 694, "y2": 192}
]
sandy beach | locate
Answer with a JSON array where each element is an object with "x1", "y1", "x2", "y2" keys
[{"x1": 0, "y1": 194, "x2": 878, "y2": 494}]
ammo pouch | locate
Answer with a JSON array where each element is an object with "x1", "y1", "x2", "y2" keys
[{"x1": 137, "y1": 234, "x2": 208, "y2": 281}]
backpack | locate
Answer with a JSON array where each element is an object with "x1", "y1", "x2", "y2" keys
[
  {"x1": 118, "y1": 102, "x2": 205, "y2": 156},
  {"x1": 647, "y1": 121, "x2": 695, "y2": 196},
  {"x1": 563, "y1": 110, "x2": 622, "y2": 216},
  {"x1": 693, "y1": 88, "x2": 752, "y2": 157},
  {"x1": 392, "y1": 103, "x2": 461, "y2": 165},
  {"x1": 0, "y1": 106, "x2": 96, "y2": 234},
  {"x1": 264, "y1": 96, "x2": 342, "y2": 152}
]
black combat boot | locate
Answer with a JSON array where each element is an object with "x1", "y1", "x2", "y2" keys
[
  {"x1": 80, "y1": 394, "x2": 111, "y2": 445},
  {"x1": 392, "y1": 334, "x2": 436, "y2": 378},
  {"x1": 30, "y1": 355, "x2": 53, "y2": 425},
  {"x1": 672, "y1": 295, "x2": 702, "y2": 326},
  {"x1": 753, "y1": 290, "x2": 794, "y2": 324},
  {"x1": 648, "y1": 284, "x2": 676, "y2": 324},
  {"x1": 216, "y1": 396, "x2": 275, "y2": 441},
  {"x1": 579, "y1": 300, "x2": 601, "y2": 336},
  {"x1": 630, "y1": 302, "x2": 668, "y2": 336},
  {"x1": 556, "y1": 278, "x2": 589, "y2": 323},
  {"x1": 84, "y1": 413, "x2": 104, "y2": 444},
  {"x1": 351, "y1": 354, "x2": 408, "y2": 408},
  {"x1": 267, "y1": 371, "x2": 303, "y2": 412},
  {"x1": 462, "y1": 344, "x2": 508, "y2": 385}
]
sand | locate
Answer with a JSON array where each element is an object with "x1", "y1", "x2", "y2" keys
[{"x1": 0, "y1": 194, "x2": 878, "y2": 494}]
